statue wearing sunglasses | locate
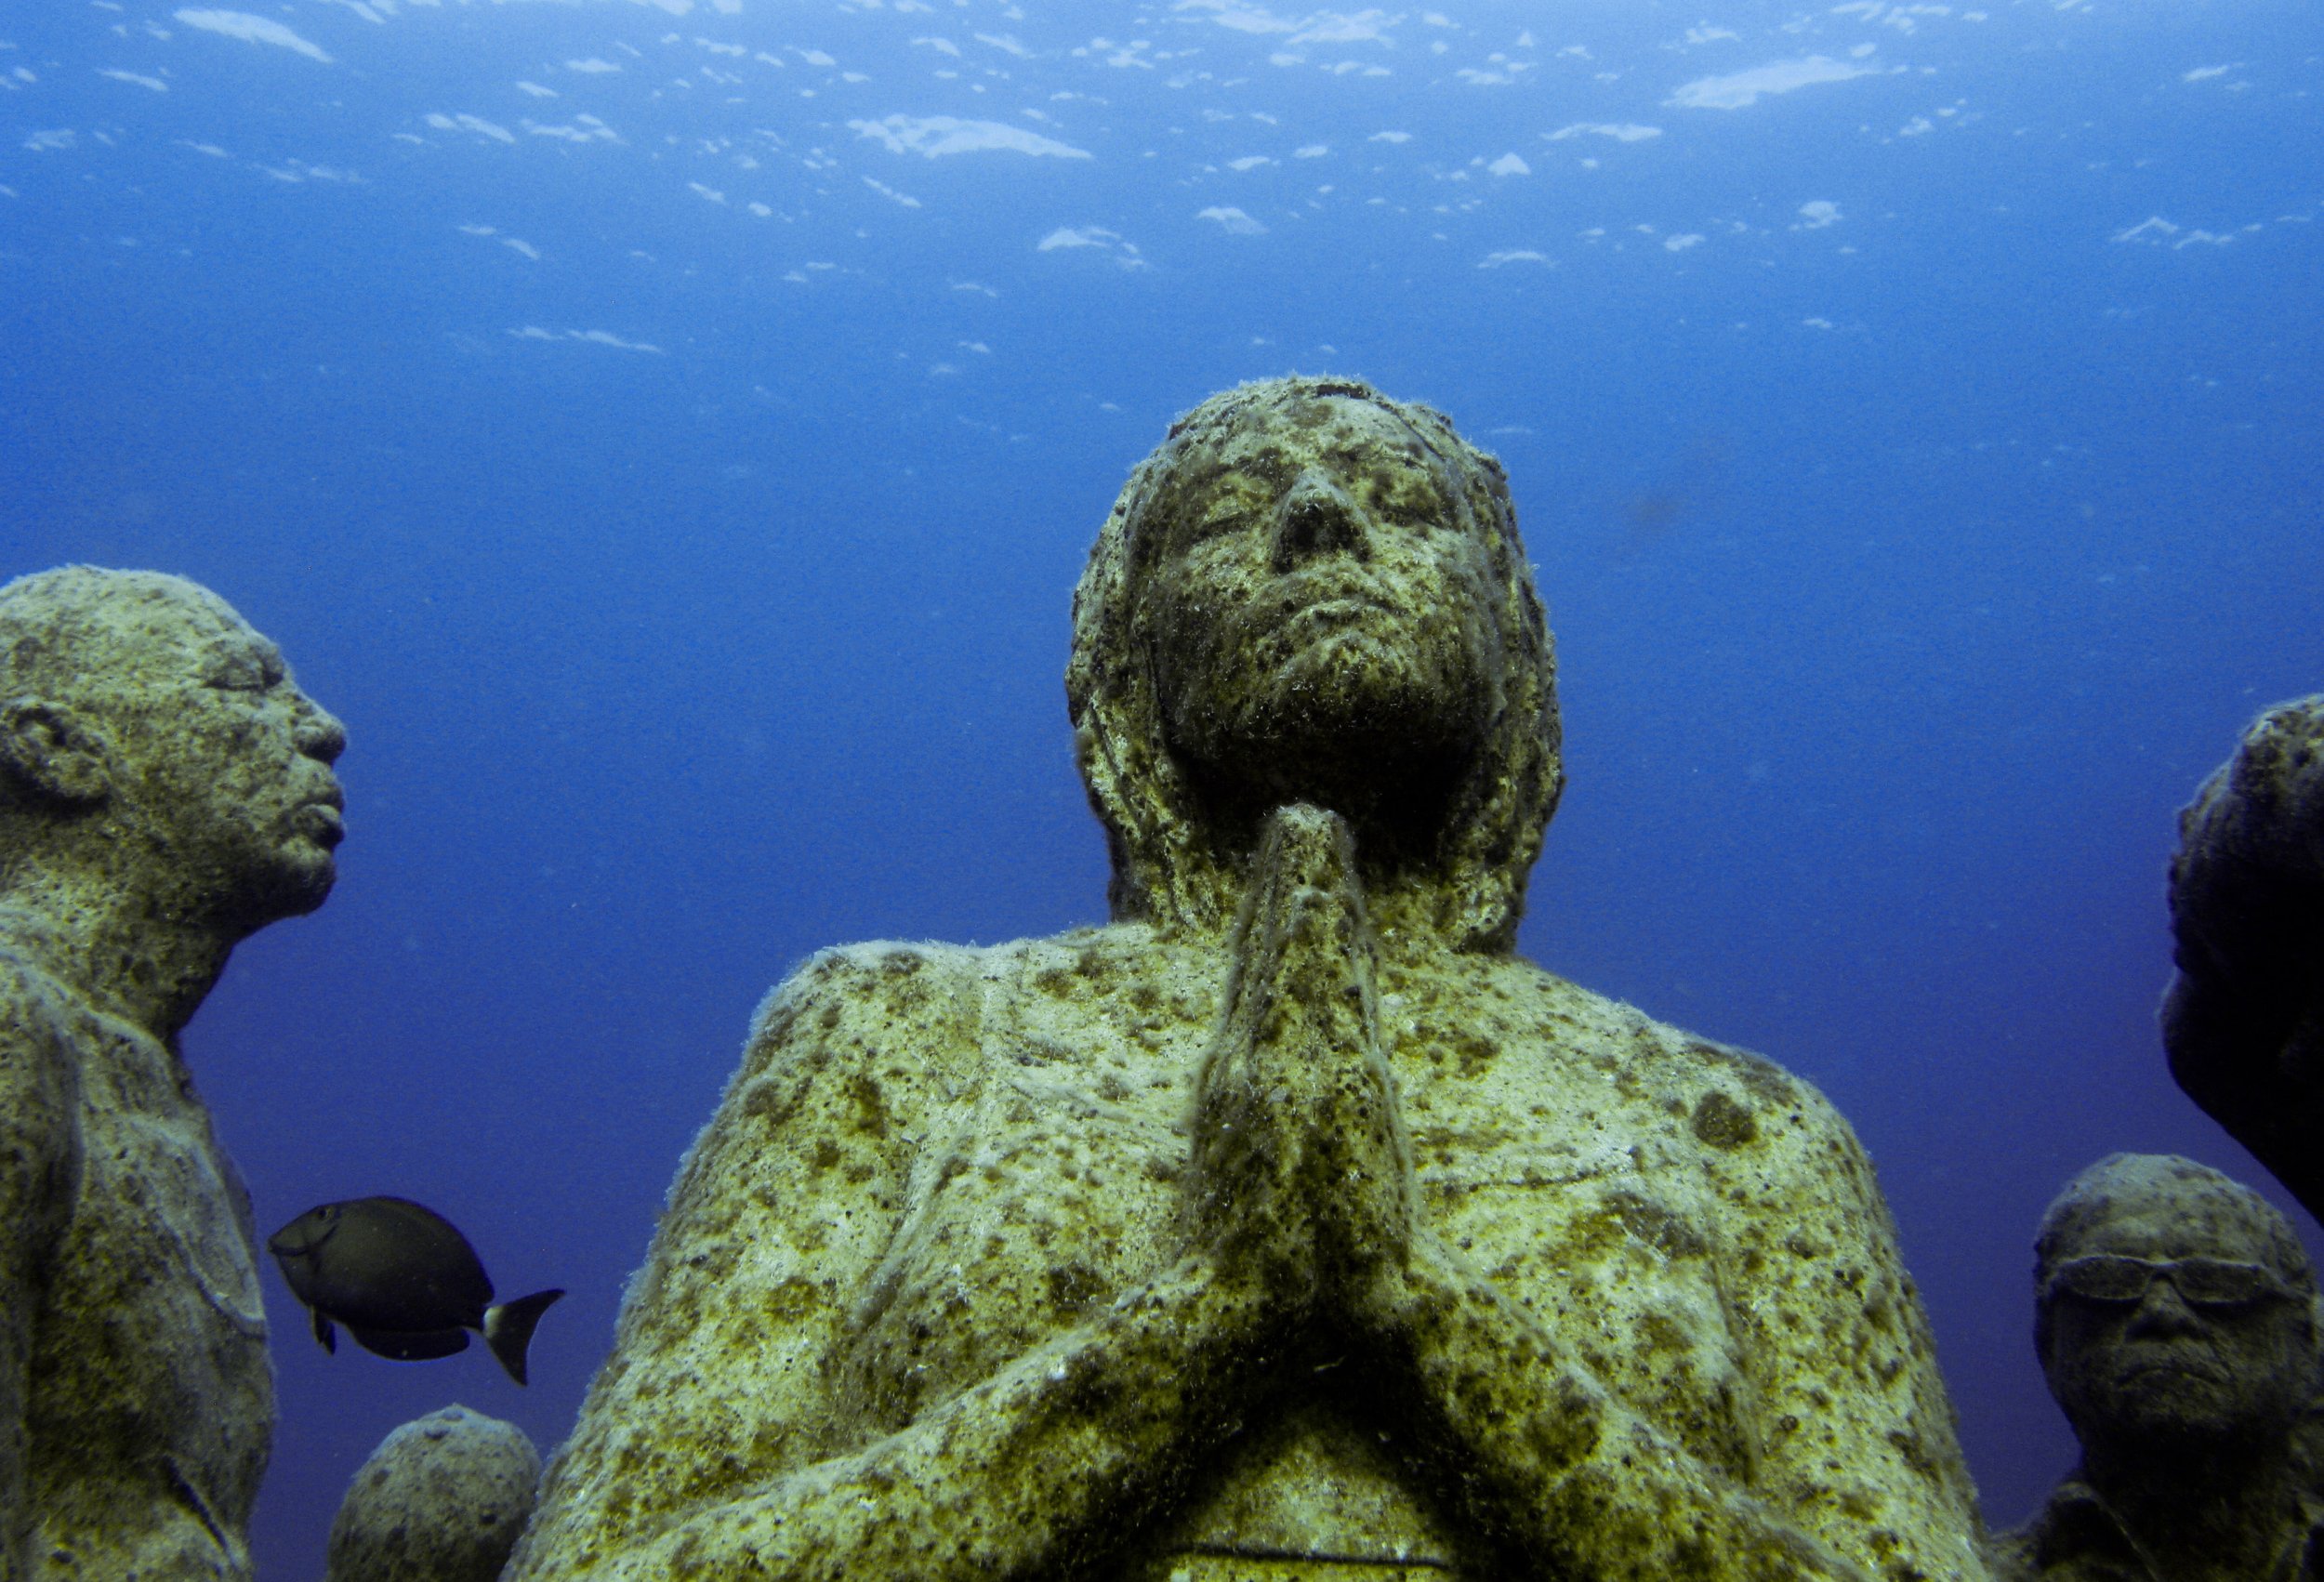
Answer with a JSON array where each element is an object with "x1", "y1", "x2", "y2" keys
[{"x1": 1997, "y1": 1153, "x2": 2324, "y2": 1581}]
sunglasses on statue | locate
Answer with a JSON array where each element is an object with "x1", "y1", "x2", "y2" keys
[{"x1": 2046, "y1": 1254, "x2": 2302, "y2": 1311}]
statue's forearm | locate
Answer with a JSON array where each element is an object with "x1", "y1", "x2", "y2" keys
[
  {"x1": 519, "y1": 1259, "x2": 1271, "y2": 1582},
  {"x1": 1371, "y1": 1239, "x2": 1876, "y2": 1582}
]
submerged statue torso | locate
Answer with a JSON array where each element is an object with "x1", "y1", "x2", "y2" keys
[
  {"x1": 614, "y1": 929, "x2": 1953, "y2": 1578},
  {"x1": 8, "y1": 958, "x2": 272, "y2": 1575},
  {"x1": 509, "y1": 378, "x2": 1989, "y2": 1581}
]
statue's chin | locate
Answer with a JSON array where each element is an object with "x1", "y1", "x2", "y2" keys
[
  {"x1": 233, "y1": 849, "x2": 339, "y2": 930},
  {"x1": 2074, "y1": 1380, "x2": 2273, "y2": 1457},
  {"x1": 1173, "y1": 692, "x2": 1481, "y2": 853}
]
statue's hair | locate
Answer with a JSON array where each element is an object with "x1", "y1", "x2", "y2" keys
[
  {"x1": 2033, "y1": 1152, "x2": 2317, "y2": 1359},
  {"x1": 1064, "y1": 376, "x2": 1562, "y2": 950},
  {"x1": 0, "y1": 566, "x2": 233, "y2": 703},
  {"x1": 0, "y1": 567, "x2": 238, "y2": 817}
]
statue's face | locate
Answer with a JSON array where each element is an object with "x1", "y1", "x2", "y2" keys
[
  {"x1": 104, "y1": 592, "x2": 349, "y2": 926},
  {"x1": 1142, "y1": 394, "x2": 1501, "y2": 811},
  {"x1": 2041, "y1": 1196, "x2": 2317, "y2": 1455}
]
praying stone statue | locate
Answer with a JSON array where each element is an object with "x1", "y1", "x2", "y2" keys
[
  {"x1": 508, "y1": 377, "x2": 1989, "y2": 1581},
  {"x1": 1994, "y1": 1154, "x2": 2324, "y2": 1581},
  {"x1": 2163, "y1": 696, "x2": 2324, "y2": 1222},
  {"x1": 0, "y1": 567, "x2": 348, "y2": 1579}
]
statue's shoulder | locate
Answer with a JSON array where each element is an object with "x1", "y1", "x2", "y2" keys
[
  {"x1": 0, "y1": 943, "x2": 78, "y2": 1057},
  {"x1": 0, "y1": 944, "x2": 84, "y2": 1203},
  {"x1": 729, "y1": 925, "x2": 1181, "y2": 1111},
  {"x1": 1478, "y1": 955, "x2": 1854, "y2": 1151}
]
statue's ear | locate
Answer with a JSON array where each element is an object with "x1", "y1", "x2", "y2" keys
[{"x1": 0, "y1": 697, "x2": 113, "y2": 810}]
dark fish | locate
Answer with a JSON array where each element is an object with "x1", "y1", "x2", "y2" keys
[{"x1": 267, "y1": 1196, "x2": 563, "y2": 1385}]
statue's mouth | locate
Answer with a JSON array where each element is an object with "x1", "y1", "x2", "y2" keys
[
  {"x1": 297, "y1": 793, "x2": 347, "y2": 847},
  {"x1": 2111, "y1": 1351, "x2": 2228, "y2": 1387}
]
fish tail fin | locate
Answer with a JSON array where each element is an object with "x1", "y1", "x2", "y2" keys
[{"x1": 482, "y1": 1288, "x2": 564, "y2": 1385}]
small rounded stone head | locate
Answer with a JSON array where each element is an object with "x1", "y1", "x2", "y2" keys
[
  {"x1": 2034, "y1": 1153, "x2": 2320, "y2": 1456},
  {"x1": 0, "y1": 565, "x2": 348, "y2": 932},
  {"x1": 1067, "y1": 376, "x2": 1561, "y2": 949},
  {"x1": 326, "y1": 1405, "x2": 542, "y2": 1582}
]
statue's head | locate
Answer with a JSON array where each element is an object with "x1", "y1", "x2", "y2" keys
[
  {"x1": 1068, "y1": 376, "x2": 1560, "y2": 950},
  {"x1": 0, "y1": 566, "x2": 347, "y2": 934},
  {"x1": 2034, "y1": 1154, "x2": 2320, "y2": 1461}
]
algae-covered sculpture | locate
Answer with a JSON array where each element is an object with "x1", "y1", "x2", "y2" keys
[
  {"x1": 1994, "y1": 1154, "x2": 2324, "y2": 1581},
  {"x1": 325, "y1": 1405, "x2": 542, "y2": 1582},
  {"x1": 508, "y1": 377, "x2": 1989, "y2": 1581},
  {"x1": 0, "y1": 566, "x2": 347, "y2": 1578},
  {"x1": 2163, "y1": 696, "x2": 2324, "y2": 1222}
]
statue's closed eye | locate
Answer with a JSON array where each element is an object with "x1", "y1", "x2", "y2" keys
[{"x1": 208, "y1": 652, "x2": 286, "y2": 692}]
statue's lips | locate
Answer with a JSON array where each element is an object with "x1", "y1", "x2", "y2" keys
[
  {"x1": 297, "y1": 786, "x2": 347, "y2": 847},
  {"x1": 1268, "y1": 582, "x2": 1401, "y2": 627},
  {"x1": 2109, "y1": 1351, "x2": 2229, "y2": 1388}
]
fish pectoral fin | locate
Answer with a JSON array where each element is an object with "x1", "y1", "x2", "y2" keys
[
  {"x1": 482, "y1": 1287, "x2": 565, "y2": 1387},
  {"x1": 310, "y1": 1307, "x2": 337, "y2": 1355}
]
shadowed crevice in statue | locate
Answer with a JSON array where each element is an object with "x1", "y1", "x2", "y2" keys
[{"x1": 506, "y1": 376, "x2": 1990, "y2": 1582}]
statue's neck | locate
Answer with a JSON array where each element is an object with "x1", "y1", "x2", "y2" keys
[
  {"x1": 0, "y1": 862, "x2": 236, "y2": 1045},
  {"x1": 1184, "y1": 752, "x2": 1469, "y2": 877},
  {"x1": 1153, "y1": 801, "x2": 1503, "y2": 966},
  {"x1": 2082, "y1": 1438, "x2": 2304, "y2": 1580}
]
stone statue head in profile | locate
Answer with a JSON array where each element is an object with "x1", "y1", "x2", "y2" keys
[
  {"x1": 0, "y1": 567, "x2": 346, "y2": 945},
  {"x1": 511, "y1": 377, "x2": 1992, "y2": 1582},
  {"x1": 1068, "y1": 376, "x2": 1560, "y2": 949},
  {"x1": 1997, "y1": 1153, "x2": 2324, "y2": 1582},
  {"x1": 0, "y1": 565, "x2": 345, "y2": 1580}
]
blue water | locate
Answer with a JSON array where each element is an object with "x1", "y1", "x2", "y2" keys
[{"x1": 5, "y1": 1, "x2": 2320, "y2": 1573}]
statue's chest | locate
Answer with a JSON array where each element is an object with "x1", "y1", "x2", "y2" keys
[
  {"x1": 852, "y1": 1021, "x2": 1757, "y2": 1479},
  {"x1": 33, "y1": 1028, "x2": 271, "y2": 1470},
  {"x1": 1397, "y1": 1044, "x2": 1763, "y2": 1476},
  {"x1": 840, "y1": 1031, "x2": 1196, "y2": 1426}
]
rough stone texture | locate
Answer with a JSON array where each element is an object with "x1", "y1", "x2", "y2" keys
[
  {"x1": 1994, "y1": 1154, "x2": 2324, "y2": 1581},
  {"x1": 325, "y1": 1406, "x2": 542, "y2": 1582},
  {"x1": 508, "y1": 378, "x2": 1989, "y2": 1582},
  {"x1": 0, "y1": 566, "x2": 347, "y2": 1579},
  {"x1": 2163, "y1": 696, "x2": 2324, "y2": 1222}
]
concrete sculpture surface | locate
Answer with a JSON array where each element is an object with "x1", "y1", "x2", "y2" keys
[
  {"x1": 326, "y1": 1405, "x2": 542, "y2": 1582},
  {"x1": 508, "y1": 378, "x2": 1990, "y2": 1581},
  {"x1": 0, "y1": 566, "x2": 347, "y2": 1580},
  {"x1": 1994, "y1": 1154, "x2": 2324, "y2": 1581},
  {"x1": 2163, "y1": 696, "x2": 2324, "y2": 1221}
]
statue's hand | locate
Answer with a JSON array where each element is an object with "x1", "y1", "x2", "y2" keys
[{"x1": 1184, "y1": 805, "x2": 1415, "y2": 1322}]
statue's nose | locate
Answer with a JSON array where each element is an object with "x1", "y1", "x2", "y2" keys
[
  {"x1": 1271, "y1": 470, "x2": 1367, "y2": 569},
  {"x1": 2121, "y1": 1276, "x2": 2205, "y2": 1338},
  {"x1": 297, "y1": 699, "x2": 348, "y2": 765}
]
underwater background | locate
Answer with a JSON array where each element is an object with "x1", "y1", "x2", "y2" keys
[{"x1": 4, "y1": 0, "x2": 2319, "y2": 1572}]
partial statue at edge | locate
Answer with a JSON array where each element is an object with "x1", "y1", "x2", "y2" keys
[
  {"x1": 1995, "y1": 1154, "x2": 2324, "y2": 1582},
  {"x1": 0, "y1": 567, "x2": 347, "y2": 1579},
  {"x1": 2162, "y1": 696, "x2": 2324, "y2": 1223},
  {"x1": 509, "y1": 377, "x2": 1990, "y2": 1580}
]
